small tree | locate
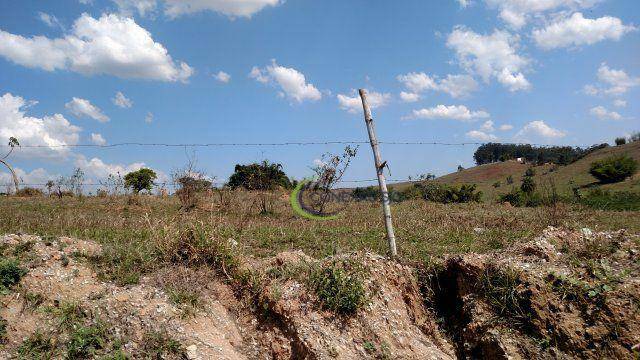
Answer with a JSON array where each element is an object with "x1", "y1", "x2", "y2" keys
[
  {"x1": 309, "y1": 145, "x2": 358, "y2": 214},
  {"x1": 589, "y1": 155, "x2": 638, "y2": 184},
  {"x1": 615, "y1": 137, "x2": 627, "y2": 146},
  {"x1": 228, "y1": 160, "x2": 293, "y2": 214},
  {"x1": 1, "y1": 137, "x2": 20, "y2": 193},
  {"x1": 124, "y1": 168, "x2": 157, "y2": 194}
]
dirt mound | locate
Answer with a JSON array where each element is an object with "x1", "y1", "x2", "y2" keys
[
  {"x1": 422, "y1": 227, "x2": 640, "y2": 359},
  {"x1": 2, "y1": 228, "x2": 638, "y2": 359}
]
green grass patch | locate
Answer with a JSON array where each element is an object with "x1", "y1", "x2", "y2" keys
[
  {"x1": 309, "y1": 259, "x2": 367, "y2": 315},
  {"x1": 0, "y1": 257, "x2": 27, "y2": 294}
]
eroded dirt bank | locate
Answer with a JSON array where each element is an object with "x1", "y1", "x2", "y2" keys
[{"x1": 1, "y1": 227, "x2": 638, "y2": 359}]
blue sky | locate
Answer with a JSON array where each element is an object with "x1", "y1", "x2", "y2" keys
[{"x1": 0, "y1": 0, "x2": 638, "y2": 190}]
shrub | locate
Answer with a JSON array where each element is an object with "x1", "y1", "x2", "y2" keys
[
  {"x1": 492, "y1": 181, "x2": 501, "y2": 188},
  {"x1": 124, "y1": 168, "x2": 157, "y2": 194},
  {"x1": 175, "y1": 175, "x2": 213, "y2": 210},
  {"x1": 579, "y1": 189, "x2": 640, "y2": 211},
  {"x1": 0, "y1": 257, "x2": 27, "y2": 293},
  {"x1": 589, "y1": 155, "x2": 638, "y2": 184},
  {"x1": 309, "y1": 259, "x2": 366, "y2": 315},
  {"x1": 615, "y1": 137, "x2": 626, "y2": 146},
  {"x1": 506, "y1": 175, "x2": 514, "y2": 185},
  {"x1": 417, "y1": 183, "x2": 482, "y2": 204},
  {"x1": 520, "y1": 176, "x2": 536, "y2": 194},
  {"x1": 15, "y1": 187, "x2": 43, "y2": 197},
  {"x1": 351, "y1": 186, "x2": 380, "y2": 201},
  {"x1": 228, "y1": 160, "x2": 293, "y2": 190},
  {"x1": 498, "y1": 189, "x2": 543, "y2": 207}
]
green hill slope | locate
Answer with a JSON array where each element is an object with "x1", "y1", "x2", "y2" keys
[{"x1": 433, "y1": 141, "x2": 640, "y2": 201}]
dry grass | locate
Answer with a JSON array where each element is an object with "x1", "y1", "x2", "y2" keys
[{"x1": 0, "y1": 192, "x2": 638, "y2": 285}]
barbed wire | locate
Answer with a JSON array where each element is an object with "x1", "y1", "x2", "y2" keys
[{"x1": 0, "y1": 140, "x2": 594, "y2": 148}]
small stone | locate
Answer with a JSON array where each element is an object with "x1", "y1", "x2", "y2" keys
[{"x1": 186, "y1": 344, "x2": 198, "y2": 359}]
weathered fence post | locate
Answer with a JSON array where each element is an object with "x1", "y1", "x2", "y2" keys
[{"x1": 359, "y1": 89, "x2": 397, "y2": 257}]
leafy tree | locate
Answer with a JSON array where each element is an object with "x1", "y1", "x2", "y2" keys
[
  {"x1": 228, "y1": 161, "x2": 293, "y2": 190},
  {"x1": 589, "y1": 155, "x2": 638, "y2": 184},
  {"x1": 473, "y1": 142, "x2": 608, "y2": 166},
  {"x1": 124, "y1": 168, "x2": 157, "y2": 193},
  {"x1": 615, "y1": 137, "x2": 626, "y2": 146}
]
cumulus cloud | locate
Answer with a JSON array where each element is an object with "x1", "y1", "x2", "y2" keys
[
  {"x1": 214, "y1": 70, "x2": 231, "y2": 83},
  {"x1": 466, "y1": 130, "x2": 498, "y2": 141},
  {"x1": 613, "y1": 99, "x2": 627, "y2": 108},
  {"x1": 399, "y1": 91, "x2": 420, "y2": 103},
  {"x1": 485, "y1": 0, "x2": 600, "y2": 29},
  {"x1": 533, "y1": 13, "x2": 636, "y2": 50},
  {"x1": 250, "y1": 61, "x2": 322, "y2": 103},
  {"x1": 0, "y1": 167, "x2": 58, "y2": 190},
  {"x1": 0, "y1": 93, "x2": 81, "y2": 159},
  {"x1": 590, "y1": 106, "x2": 622, "y2": 120},
  {"x1": 0, "y1": 13, "x2": 193, "y2": 82},
  {"x1": 397, "y1": 72, "x2": 479, "y2": 98},
  {"x1": 113, "y1": 0, "x2": 158, "y2": 16},
  {"x1": 499, "y1": 124, "x2": 514, "y2": 131},
  {"x1": 515, "y1": 120, "x2": 566, "y2": 141},
  {"x1": 458, "y1": 0, "x2": 471, "y2": 8},
  {"x1": 145, "y1": 112, "x2": 154, "y2": 123},
  {"x1": 583, "y1": 63, "x2": 640, "y2": 97},
  {"x1": 337, "y1": 90, "x2": 391, "y2": 114},
  {"x1": 112, "y1": 91, "x2": 133, "y2": 108},
  {"x1": 408, "y1": 105, "x2": 490, "y2": 121},
  {"x1": 447, "y1": 27, "x2": 530, "y2": 92},
  {"x1": 91, "y1": 133, "x2": 107, "y2": 145},
  {"x1": 74, "y1": 155, "x2": 145, "y2": 179},
  {"x1": 65, "y1": 98, "x2": 110, "y2": 123},
  {"x1": 164, "y1": 0, "x2": 282, "y2": 18},
  {"x1": 479, "y1": 120, "x2": 494, "y2": 132}
]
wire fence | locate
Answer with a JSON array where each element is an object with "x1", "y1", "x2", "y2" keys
[{"x1": 2, "y1": 138, "x2": 600, "y2": 192}]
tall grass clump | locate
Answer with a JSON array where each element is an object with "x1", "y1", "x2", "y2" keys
[{"x1": 309, "y1": 259, "x2": 367, "y2": 315}]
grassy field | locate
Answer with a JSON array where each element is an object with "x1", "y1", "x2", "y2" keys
[
  {"x1": 393, "y1": 141, "x2": 640, "y2": 201},
  {"x1": 1, "y1": 193, "x2": 638, "y2": 285}
]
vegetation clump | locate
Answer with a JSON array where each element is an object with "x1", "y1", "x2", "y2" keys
[
  {"x1": 0, "y1": 256, "x2": 27, "y2": 293},
  {"x1": 579, "y1": 189, "x2": 640, "y2": 211},
  {"x1": 480, "y1": 265, "x2": 530, "y2": 324},
  {"x1": 124, "y1": 168, "x2": 157, "y2": 194},
  {"x1": 589, "y1": 155, "x2": 638, "y2": 184},
  {"x1": 309, "y1": 259, "x2": 367, "y2": 315}
]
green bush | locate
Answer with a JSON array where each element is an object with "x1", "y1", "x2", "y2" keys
[
  {"x1": 589, "y1": 155, "x2": 638, "y2": 184},
  {"x1": 615, "y1": 137, "x2": 626, "y2": 146},
  {"x1": 498, "y1": 189, "x2": 543, "y2": 207},
  {"x1": 0, "y1": 257, "x2": 27, "y2": 293},
  {"x1": 579, "y1": 189, "x2": 640, "y2": 211},
  {"x1": 309, "y1": 260, "x2": 366, "y2": 315},
  {"x1": 415, "y1": 183, "x2": 482, "y2": 204},
  {"x1": 124, "y1": 168, "x2": 157, "y2": 193}
]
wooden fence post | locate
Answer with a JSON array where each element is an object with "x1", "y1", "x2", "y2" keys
[{"x1": 359, "y1": 89, "x2": 397, "y2": 257}]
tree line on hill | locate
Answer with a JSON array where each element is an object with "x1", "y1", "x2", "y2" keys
[{"x1": 473, "y1": 143, "x2": 610, "y2": 166}]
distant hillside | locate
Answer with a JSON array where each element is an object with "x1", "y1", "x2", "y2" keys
[{"x1": 390, "y1": 141, "x2": 640, "y2": 202}]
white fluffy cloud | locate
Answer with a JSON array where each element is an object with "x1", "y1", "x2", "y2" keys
[
  {"x1": 214, "y1": 70, "x2": 231, "y2": 83},
  {"x1": 250, "y1": 61, "x2": 322, "y2": 103},
  {"x1": 0, "y1": 13, "x2": 193, "y2": 82},
  {"x1": 590, "y1": 106, "x2": 622, "y2": 121},
  {"x1": 466, "y1": 130, "x2": 498, "y2": 141},
  {"x1": 533, "y1": 13, "x2": 636, "y2": 50},
  {"x1": 485, "y1": 0, "x2": 599, "y2": 29},
  {"x1": 65, "y1": 98, "x2": 110, "y2": 123},
  {"x1": 409, "y1": 105, "x2": 490, "y2": 121},
  {"x1": 583, "y1": 63, "x2": 640, "y2": 97},
  {"x1": 399, "y1": 91, "x2": 420, "y2": 103},
  {"x1": 515, "y1": 120, "x2": 566, "y2": 141},
  {"x1": 74, "y1": 155, "x2": 146, "y2": 179},
  {"x1": 613, "y1": 99, "x2": 627, "y2": 108},
  {"x1": 0, "y1": 93, "x2": 81, "y2": 159},
  {"x1": 112, "y1": 91, "x2": 133, "y2": 108},
  {"x1": 397, "y1": 72, "x2": 479, "y2": 99},
  {"x1": 479, "y1": 120, "x2": 494, "y2": 132},
  {"x1": 164, "y1": 0, "x2": 282, "y2": 18},
  {"x1": 337, "y1": 90, "x2": 391, "y2": 114},
  {"x1": 447, "y1": 27, "x2": 530, "y2": 92},
  {"x1": 0, "y1": 167, "x2": 58, "y2": 190},
  {"x1": 458, "y1": 0, "x2": 471, "y2": 8},
  {"x1": 145, "y1": 112, "x2": 154, "y2": 123},
  {"x1": 499, "y1": 124, "x2": 514, "y2": 131},
  {"x1": 91, "y1": 133, "x2": 107, "y2": 145}
]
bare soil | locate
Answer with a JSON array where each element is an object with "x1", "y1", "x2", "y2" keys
[{"x1": 1, "y1": 227, "x2": 638, "y2": 359}]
